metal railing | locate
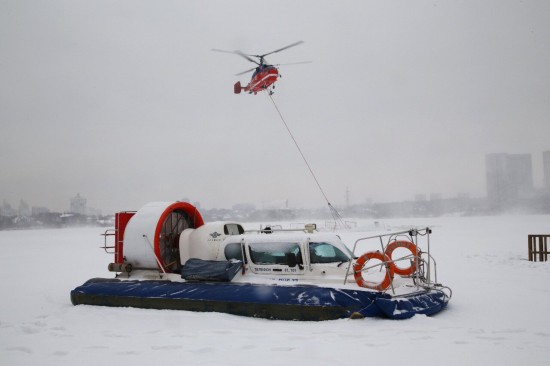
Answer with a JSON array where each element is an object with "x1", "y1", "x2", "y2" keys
[
  {"x1": 344, "y1": 227, "x2": 438, "y2": 294},
  {"x1": 246, "y1": 223, "x2": 318, "y2": 234},
  {"x1": 101, "y1": 229, "x2": 116, "y2": 253}
]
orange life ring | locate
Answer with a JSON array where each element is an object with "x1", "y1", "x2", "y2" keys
[
  {"x1": 384, "y1": 240, "x2": 419, "y2": 276},
  {"x1": 353, "y1": 251, "x2": 394, "y2": 291}
]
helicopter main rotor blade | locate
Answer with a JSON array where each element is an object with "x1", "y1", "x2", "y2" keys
[
  {"x1": 234, "y1": 61, "x2": 311, "y2": 76},
  {"x1": 235, "y1": 50, "x2": 260, "y2": 65},
  {"x1": 211, "y1": 48, "x2": 236, "y2": 54},
  {"x1": 260, "y1": 40, "x2": 304, "y2": 58},
  {"x1": 275, "y1": 61, "x2": 312, "y2": 66},
  {"x1": 235, "y1": 67, "x2": 257, "y2": 76},
  {"x1": 211, "y1": 48, "x2": 259, "y2": 65}
]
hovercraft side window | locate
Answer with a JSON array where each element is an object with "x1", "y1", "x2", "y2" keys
[
  {"x1": 224, "y1": 242, "x2": 245, "y2": 262},
  {"x1": 224, "y1": 224, "x2": 244, "y2": 235},
  {"x1": 248, "y1": 242, "x2": 302, "y2": 265},
  {"x1": 309, "y1": 242, "x2": 350, "y2": 264}
]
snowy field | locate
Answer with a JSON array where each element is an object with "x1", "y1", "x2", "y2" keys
[{"x1": 1, "y1": 214, "x2": 549, "y2": 365}]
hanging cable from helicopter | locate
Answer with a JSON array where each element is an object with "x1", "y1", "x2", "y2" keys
[
  {"x1": 267, "y1": 93, "x2": 349, "y2": 229},
  {"x1": 213, "y1": 41, "x2": 348, "y2": 228}
]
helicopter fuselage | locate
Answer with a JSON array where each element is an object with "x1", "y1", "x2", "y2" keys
[{"x1": 234, "y1": 65, "x2": 279, "y2": 94}]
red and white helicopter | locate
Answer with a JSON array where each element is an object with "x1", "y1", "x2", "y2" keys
[{"x1": 212, "y1": 41, "x2": 309, "y2": 95}]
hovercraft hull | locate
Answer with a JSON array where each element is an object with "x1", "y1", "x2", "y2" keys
[{"x1": 71, "y1": 278, "x2": 449, "y2": 320}]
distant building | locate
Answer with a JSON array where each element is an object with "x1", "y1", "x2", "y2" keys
[
  {"x1": 429, "y1": 193, "x2": 442, "y2": 201},
  {"x1": 32, "y1": 206, "x2": 50, "y2": 216},
  {"x1": 544, "y1": 150, "x2": 550, "y2": 192},
  {"x1": 232, "y1": 203, "x2": 256, "y2": 212},
  {"x1": 18, "y1": 200, "x2": 31, "y2": 217},
  {"x1": 1, "y1": 200, "x2": 16, "y2": 217},
  {"x1": 70, "y1": 193, "x2": 87, "y2": 215},
  {"x1": 414, "y1": 194, "x2": 427, "y2": 202},
  {"x1": 486, "y1": 153, "x2": 533, "y2": 209}
]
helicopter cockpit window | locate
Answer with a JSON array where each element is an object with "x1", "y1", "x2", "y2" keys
[
  {"x1": 248, "y1": 242, "x2": 302, "y2": 265},
  {"x1": 309, "y1": 242, "x2": 350, "y2": 264}
]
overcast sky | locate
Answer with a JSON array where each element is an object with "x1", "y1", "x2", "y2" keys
[{"x1": 1, "y1": 0, "x2": 549, "y2": 214}]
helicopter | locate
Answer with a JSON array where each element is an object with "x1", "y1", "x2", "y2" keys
[{"x1": 212, "y1": 41, "x2": 309, "y2": 95}]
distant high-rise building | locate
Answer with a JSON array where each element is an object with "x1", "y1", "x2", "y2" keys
[
  {"x1": 70, "y1": 193, "x2": 87, "y2": 215},
  {"x1": 543, "y1": 150, "x2": 550, "y2": 191},
  {"x1": 486, "y1": 153, "x2": 533, "y2": 208}
]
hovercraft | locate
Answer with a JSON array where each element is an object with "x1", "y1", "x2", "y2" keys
[{"x1": 71, "y1": 201, "x2": 451, "y2": 320}]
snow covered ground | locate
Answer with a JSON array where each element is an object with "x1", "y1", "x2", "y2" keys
[{"x1": 1, "y1": 214, "x2": 549, "y2": 365}]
